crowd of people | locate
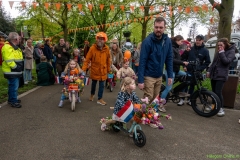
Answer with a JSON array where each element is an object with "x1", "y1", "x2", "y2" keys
[{"x1": 0, "y1": 17, "x2": 239, "y2": 125}]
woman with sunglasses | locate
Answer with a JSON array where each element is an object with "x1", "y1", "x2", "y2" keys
[{"x1": 207, "y1": 38, "x2": 236, "y2": 117}]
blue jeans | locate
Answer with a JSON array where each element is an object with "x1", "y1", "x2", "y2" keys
[
  {"x1": 161, "y1": 70, "x2": 186, "y2": 99},
  {"x1": 182, "y1": 71, "x2": 194, "y2": 99},
  {"x1": 91, "y1": 80, "x2": 104, "y2": 100},
  {"x1": 24, "y1": 69, "x2": 32, "y2": 81},
  {"x1": 7, "y1": 78, "x2": 19, "y2": 103}
]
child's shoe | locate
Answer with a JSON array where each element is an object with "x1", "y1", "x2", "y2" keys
[
  {"x1": 129, "y1": 132, "x2": 133, "y2": 137},
  {"x1": 58, "y1": 100, "x2": 63, "y2": 107},
  {"x1": 89, "y1": 95, "x2": 94, "y2": 101},
  {"x1": 158, "y1": 104, "x2": 166, "y2": 112}
]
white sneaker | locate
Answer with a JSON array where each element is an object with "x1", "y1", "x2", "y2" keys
[
  {"x1": 217, "y1": 108, "x2": 225, "y2": 117},
  {"x1": 186, "y1": 100, "x2": 191, "y2": 106},
  {"x1": 24, "y1": 81, "x2": 28, "y2": 84},
  {"x1": 158, "y1": 104, "x2": 166, "y2": 112},
  {"x1": 177, "y1": 99, "x2": 184, "y2": 106},
  {"x1": 205, "y1": 104, "x2": 214, "y2": 112},
  {"x1": 58, "y1": 100, "x2": 63, "y2": 107}
]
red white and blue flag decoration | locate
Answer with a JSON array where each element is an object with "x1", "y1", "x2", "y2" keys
[
  {"x1": 84, "y1": 77, "x2": 90, "y2": 85},
  {"x1": 116, "y1": 100, "x2": 134, "y2": 123},
  {"x1": 55, "y1": 76, "x2": 60, "y2": 84}
]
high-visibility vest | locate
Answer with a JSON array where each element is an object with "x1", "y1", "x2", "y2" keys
[{"x1": 1, "y1": 41, "x2": 24, "y2": 78}]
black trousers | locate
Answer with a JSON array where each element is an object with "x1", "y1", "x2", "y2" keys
[{"x1": 211, "y1": 79, "x2": 225, "y2": 108}]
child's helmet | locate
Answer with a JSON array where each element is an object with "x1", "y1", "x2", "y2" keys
[{"x1": 95, "y1": 32, "x2": 108, "y2": 42}]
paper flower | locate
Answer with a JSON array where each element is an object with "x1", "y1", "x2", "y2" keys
[{"x1": 141, "y1": 97, "x2": 149, "y2": 104}]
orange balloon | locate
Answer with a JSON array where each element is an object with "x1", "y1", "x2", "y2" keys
[{"x1": 124, "y1": 50, "x2": 131, "y2": 59}]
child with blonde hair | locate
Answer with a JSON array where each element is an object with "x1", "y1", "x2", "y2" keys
[
  {"x1": 101, "y1": 77, "x2": 141, "y2": 132},
  {"x1": 116, "y1": 58, "x2": 136, "y2": 80},
  {"x1": 72, "y1": 48, "x2": 82, "y2": 66},
  {"x1": 58, "y1": 59, "x2": 84, "y2": 107}
]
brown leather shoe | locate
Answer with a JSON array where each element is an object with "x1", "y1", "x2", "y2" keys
[
  {"x1": 89, "y1": 95, "x2": 94, "y2": 101},
  {"x1": 97, "y1": 99, "x2": 107, "y2": 105}
]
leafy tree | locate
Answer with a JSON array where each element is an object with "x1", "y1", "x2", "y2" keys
[{"x1": 0, "y1": 7, "x2": 16, "y2": 34}]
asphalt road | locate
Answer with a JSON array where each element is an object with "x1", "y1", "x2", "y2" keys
[{"x1": 0, "y1": 82, "x2": 240, "y2": 160}]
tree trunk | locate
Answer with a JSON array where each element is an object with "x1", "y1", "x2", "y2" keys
[
  {"x1": 208, "y1": 0, "x2": 234, "y2": 56},
  {"x1": 218, "y1": 1, "x2": 234, "y2": 40},
  {"x1": 142, "y1": 21, "x2": 148, "y2": 41},
  {"x1": 141, "y1": 0, "x2": 150, "y2": 41},
  {"x1": 209, "y1": 0, "x2": 234, "y2": 40},
  {"x1": 41, "y1": 22, "x2": 45, "y2": 39},
  {"x1": 63, "y1": 25, "x2": 68, "y2": 41},
  {"x1": 62, "y1": 3, "x2": 68, "y2": 41},
  {"x1": 170, "y1": 15, "x2": 175, "y2": 37}
]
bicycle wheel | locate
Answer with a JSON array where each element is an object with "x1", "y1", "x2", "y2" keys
[
  {"x1": 191, "y1": 90, "x2": 221, "y2": 117},
  {"x1": 71, "y1": 93, "x2": 76, "y2": 112},
  {"x1": 109, "y1": 82, "x2": 113, "y2": 92},
  {"x1": 133, "y1": 129, "x2": 146, "y2": 147}
]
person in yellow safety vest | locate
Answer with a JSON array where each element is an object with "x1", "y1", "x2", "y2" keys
[{"x1": 2, "y1": 32, "x2": 24, "y2": 108}]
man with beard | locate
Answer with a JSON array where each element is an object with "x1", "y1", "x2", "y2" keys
[
  {"x1": 138, "y1": 17, "x2": 173, "y2": 106},
  {"x1": 53, "y1": 38, "x2": 70, "y2": 79},
  {"x1": 82, "y1": 32, "x2": 111, "y2": 105},
  {"x1": 1, "y1": 32, "x2": 24, "y2": 108}
]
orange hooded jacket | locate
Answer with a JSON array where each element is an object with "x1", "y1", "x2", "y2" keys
[{"x1": 82, "y1": 43, "x2": 111, "y2": 81}]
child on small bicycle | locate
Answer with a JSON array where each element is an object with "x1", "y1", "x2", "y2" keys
[
  {"x1": 58, "y1": 59, "x2": 84, "y2": 107},
  {"x1": 101, "y1": 77, "x2": 141, "y2": 132},
  {"x1": 116, "y1": 58, "x2": 136, "y2": 80}
]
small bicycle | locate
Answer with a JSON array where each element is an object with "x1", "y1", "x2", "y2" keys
[
  {"x1": 63, "y1": 76, "x2": 84, "y2": 112},
  {"x1": 68, "y1": 83, "x2": 80, "y2": 112},
  {"x1": 107, "y1": 73, "x2": 116, "y2": 92},
  {"x1": 111, "y1": 120, "x2": 146, "y2": 147}
]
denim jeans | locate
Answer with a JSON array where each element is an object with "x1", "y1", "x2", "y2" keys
[
  {"x1": 161, "y1": 70, "x2": 186, "y2": 99},
  {"x1": 7, "y1": 78, "x2": 19, "y2": 103},
  {"x1": 184, "y1": 71, "x2": 194, "y2": 99},
  {"x1": 91, "y1": 80, "x2": 104, "y2": 100},
  {"x1": 24, "y1": 69, "x2": 32, "y2": 81}
]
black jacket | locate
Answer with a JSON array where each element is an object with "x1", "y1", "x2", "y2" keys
[
  {"x1": 43, "y1": 44, "x2": 53, "y2": 60},
  {"x1": 181, "y1": 43, "x2": 211, "y2": 72},
  {"x1": 53, "y1": 43, "x2": 70, "y2": 65},
  {"x1": 171, "y1": 41, "x2": 185, "y2": 73},
  {"x1": 207, "y1": 44, "x2": 236, "y2": 81}
]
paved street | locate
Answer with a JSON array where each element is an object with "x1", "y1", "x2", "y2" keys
[{"x1": 0, "y1": 82, "x2": 240, "y2": 160}]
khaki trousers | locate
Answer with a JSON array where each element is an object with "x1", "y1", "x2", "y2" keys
[{"x1": 143, "y1": 76, "x2": 162, "y2": 103}]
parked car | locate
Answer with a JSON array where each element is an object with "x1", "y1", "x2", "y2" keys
[{"x1": 206, "y1": 33, "x2": 240, "y2": 62}]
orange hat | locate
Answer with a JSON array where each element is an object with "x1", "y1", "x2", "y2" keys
[{"x1": 95, "y1": 32, "x2": 108, "y2": 42}]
